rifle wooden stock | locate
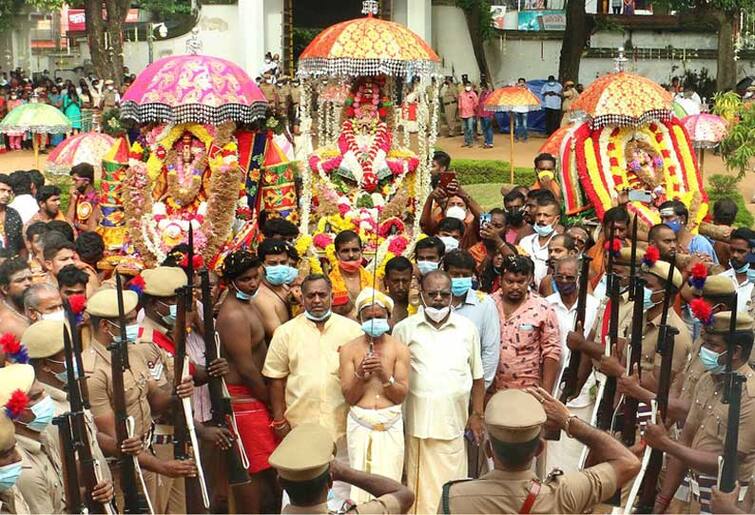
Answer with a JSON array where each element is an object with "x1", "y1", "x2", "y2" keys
[
  {"x1": 113, "y1": 273, "x2": 150, "y2": 514},
  {"x1": 720, "y1": 373, "x2": 745, "y2": 493},
  {"x1": 596, "y1": 273, "x2": 620, "y2": 431},
  {"x1": 628, "y1": 215, "x2": 638, "y2": 301},
  {"x1": 54, "y1": 414, "x2": 84, "y2": 514},
  {"x1": 200, "y1": 270, "x2": 251, "y2": 486},
  {"x1": 621, "y1": 277, "x2": 646, "y2": 447}
]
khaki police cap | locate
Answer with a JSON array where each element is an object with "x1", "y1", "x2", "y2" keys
[
  {"x1": 0, "y1": 364, "x2": 34, "y2": 407},
  {"x1": 485, "y1": 389, "x2": 546, "y2": 443},
  {"x1": 615, "y1": 247, "x2": 641, "y2": 267},
  {"x1": 22, "y1": 320, "x2": 64, "y2": 359},
  {"x1": 708, "y1": 311, "x2": 754, "y2": 334},
  {"x1": 0, "y1": 415, "x2": 15, "y2": 450},
  {"x1": 86, "y1": 289, "x2": 138, "y2": 317},
  {"x1": 269, "y1": 424, "x2": 335, "y2": 481},
  {"x1": 701, "y1": 275, "x2": 736, "y2": 298},
  {"x1": 643, "y1": 260, "x2": 683, "y2": 289},
  {"x1": 141, "y1": 267, "x2": 187, "y2": 297}
]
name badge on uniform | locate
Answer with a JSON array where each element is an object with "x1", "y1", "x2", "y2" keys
[
  {"x1": 519, "y1": 323, "x2": 535, "y2": 331},
  {"x1": 691, "y1": 479, "x2": 701, "y2": 498},
  {"x1": 148, "y1": 361, "x2": 163, "y2": 381}
]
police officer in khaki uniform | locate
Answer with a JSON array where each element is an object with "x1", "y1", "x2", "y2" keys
[
  {"x1": 0, "y1": 413, "x2": 29, "y2": 515},
  {"x1": 260, "y1": 72, "x2": 279, "y2": 108},
  {"x1": 277, "y1": 76, "x2": 292, "y2": 119},
  {"x1": 440, "y1": 77, "x2": 458, "y2": 137},
  {"x1": 290, "y1": 78, "x2": 302, "y2": 132},
  {"x1": 440, "y1": 388, "x2": 641, "y2": 514},
  {"x1": 270, "y1": 423, "x2": 414, "y2": 514},
  {"x1": 83, "y1": 288, "x2": 196, "y2": 511},
  {"x1": 646, "y1": 312, "x2": 755, "y2": 514}
]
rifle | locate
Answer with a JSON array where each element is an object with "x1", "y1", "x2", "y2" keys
[
  {"x1": 620, "y1": 275, "x2": 646, "y2": 447},
  {"x1": 719, "y1": 300, "x2": 743, "y2": 493},
  {"x1": 628, "y1": 214, "x2": 638, "y2": 301},
  {"x1": 200, "y1": 269, "x2": 251, "y2": 486},
  {"x1": 596, "y1": 222, "x2": 619, "y2": 431},
  {"x1": 53, "y1": 413, "x2": 83, "y2": 513},
  {"x1": 113, "y1": 273, "x2": 152, "y2": 514},
  {"x1": 173, "y1": 285, "x2": 210, "y2": 509},
  {"x1": 635, "y1": 254, "x2": 679, "y2": 513}
]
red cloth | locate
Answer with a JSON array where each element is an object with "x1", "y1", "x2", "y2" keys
[{"x1": 227, "y1": 383, "x2": 278, "y2": 474}]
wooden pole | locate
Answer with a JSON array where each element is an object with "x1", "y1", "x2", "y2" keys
[
  {"x1": 700, "y1": 148, "x2": 705, "y2": 176},
  {"x1": 509, "y1": 113, "x2": 515, "y2": 183},
  {"x1": 33, "y1": 133, "x2": 39, "y2": 169}
]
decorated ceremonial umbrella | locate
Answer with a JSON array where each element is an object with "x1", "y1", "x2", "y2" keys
[
  {"x1": 484, "y1": 85, "x2": 541, "y2": 181},
  {"x1": 568, "y1": 72, "x2": 673, "y2": 128},
  {"x1": 682, "y1": 113, "x2": 728, "y2": 174},
  {"x1": 0, "y1": 101, "x2": 71, "y2": 167},
  {"x1": 120, "y1": 54, "x2": 268, "y2": 125},
  {"x1": 46, "y1": 131, "x2": 115, "y2": 175}
]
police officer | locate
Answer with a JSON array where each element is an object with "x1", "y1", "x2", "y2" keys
[
  {"x1": 440, "y1": 388, "x2": 640, "y2": 513},
  {"x1": 0, "y1": 412, "x2": 28, "y2": 514},
  {"x1": 269, "y1": 424, "x2": 414, "y2": 514},
  {"x1": 646, "y1": 312, "x2": 755, "y2": 514},
  {"x1": 83, "y1": 288, "x2": 196, "y2": 511},
  {"x1": 440, "y1": 77, "x2": 458, "y2": 137}
]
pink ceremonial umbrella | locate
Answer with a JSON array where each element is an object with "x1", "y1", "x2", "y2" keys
[
  {"x1": 120, "y1": 54, "x2": 269, "y2": 125},
  {"x1": 46, "y1": 131, "x2": 115, "y2": 175},
  {"x1": 681, "y1": 113, "x2": 728, "y2": 174}
]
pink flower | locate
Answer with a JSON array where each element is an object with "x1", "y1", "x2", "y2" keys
[
  {"x1": 313, "y1": 233, "x2": 333, "y2": 249},
  {"x1": 337, "y1": 203, "x2": 350, "y2": 216},
  {"x1": 387, "y1": 236, "x2": 408, "y2": 255},
  {"x1": 363, "y1": 172, "x2": 378, "y2": 193}
]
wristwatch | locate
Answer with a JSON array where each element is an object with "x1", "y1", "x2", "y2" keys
[{"x1": 382, "y1": 376, "x2": 396, "y2": 388}]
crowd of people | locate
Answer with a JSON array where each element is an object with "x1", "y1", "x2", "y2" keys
[{"x1": 0, "y1": 140, "x2": 748, "y2": 514}]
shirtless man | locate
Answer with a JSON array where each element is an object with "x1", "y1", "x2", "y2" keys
[
  {"x1": 216, "y1": 250, "x2": 279, "y2": 513},
  {"x1": 339, "y1": 287, "x2": 409, "y2": 503},
  {"x1": 0, "y1": 257, "x2": 32, "y2": 337},
  {"x1": 253, "y1": 238, "x2": 298, "y2": 343},
  {"x1": 330, "y1": 230, "x2": 373, "y2": 319}
]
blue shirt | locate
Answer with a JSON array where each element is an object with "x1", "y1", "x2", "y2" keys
[
  {"x1": 540, "y1": 81, "x2": 563, "y2": 110},
  {"x1": 688, "y1": 234, "x2": 719, "y2": 265},
  {"x1": 453, "y1": 289, "x2": 501, "y2": 389}
]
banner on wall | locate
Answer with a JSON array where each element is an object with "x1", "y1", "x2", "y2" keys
[
  {"x1": 67, "y1": 9, "x2": 141, "y2": 32},
  {"x1": 490, "y1": 6, "x2": 507, "y2": 29},
  {"x1": 517, "y1": 10, "x2": 566, "y2": 31}
]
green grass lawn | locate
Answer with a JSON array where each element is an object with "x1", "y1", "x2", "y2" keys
[{"x1": 463, "y1": 183, "x2": 506, "y2": 211}]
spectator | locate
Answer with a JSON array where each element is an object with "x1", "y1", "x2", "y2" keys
[
  {"x1": 659, "y1": 200, "x2": 717, "y2": 263},
  {"x1": 8, "y1": 171, "x2": 38, "y2": 224},
  {"x1": 561, "y1": 81, "x2": 579, "y2": 126},
  {"x1": 458, "y1": 82, "x2": 478, "y2": 148},
  {"x1": 62, "y1": 84, "x2": 82, "y2": 135},
  {"x1": 541, "y1": 75, "x2": 563, "y2": 136},
  {"x1": 47, "y1": 220, "x2": 75, "y2": 243},
  {"x1": 27, "y1": 185, "x2": 64, "y2": 226},
  {"x1": 56, "y1": 263, "x2": 89, "y2": 299},
  {"x1": 476, "y1": 82, "x2": 494, "y2": 148},
  {"x1": 0, "y1": 175, "x2": 24, "y2": 257},
  {"x1": 711, "y1": 198, "x2": 738, "y2": 264},
  {"x1": 530, "y1": 153, "x2": 562, "y2": 201},
  {"x1": 513, "y1": 78, "x2": 530, "y2": 142}
]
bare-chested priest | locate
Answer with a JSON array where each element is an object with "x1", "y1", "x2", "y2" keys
[
  {"x1": 339, "y1": 287, "x2": 409, "y2": 504},
  {"x1": 216, "y1": 249, "x2": 279, "y2": 513},
  {"x1": 254, "y1": 238, "x2": 299, "y2": 342}
]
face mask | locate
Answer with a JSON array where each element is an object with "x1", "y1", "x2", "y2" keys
[
  {"x1": 234, "y1": 282, "x2": 256, "y2": 302},
  {"x1": 731, "y1": 260, "x2": 749, "y2": 274},
  {"x1": 305, "y1": 309, "x2": 332, "y2": 322},
  {"x1": 665, "y1": 220, "x2": 683, "y2": 234},
  {"x1": 559, "y1": 282, "x2": 577, "y2": 295},
  {"x1": 465, "y1": 86, "x2": 472, "y2": 92},
  {"x1": 266, "y1": 264, "x2": 297, "y2": 286},
  {"x1": 445, "y1": 206, "x2": 467, "y2": 221},
  {"x1": 0, "y1": 462, "x2": 22, "y2": 491},
  {"x1": 506, "y1": 209, "x2": 524, "y2": 225},
  {"x1": 41, "y1": 309, "x2": 64, "y2": 322},
  {"x1": 748, "y1": 268, "x2": 755, "y2": 284},
  {"x1": 361, "y1": 318, "x2": 390, "y2": 338},
  {"x1": 109, "y1": 322, "x2": 138, "y2": 344},
  {"x1": 439, "y1": 236, "x2": 459, "y2": 253},
  {"x1": 417, "y1": 260, "x2": 439, "y2": 276},
  {"x1": 339, "y1": 259, "x2": 362, "y2": 274},
  {"x1": 533, "y1": 224, "x2": 555, "y2": 237},
  {"x1": 451, "y1": 277, "x2": 473, "y2": 297},
  {"x1": 643, "y1": 287, "x2": 660, "y2": 311},
  {"x1": 50, "y1": 357, "x2": 79, "y2": 384},
  {"x1": 24, "y1": 395, "x2": 54, "y2": 432},
  {"x1": 422, "y1": 295, "x2": 451, "y2": 323},
  {"x1": 161, "y1": 303, "x2": 177, "y2": 327},
  {"x1": 699, "y1": 346, "x2": 726, "y2": 374}
]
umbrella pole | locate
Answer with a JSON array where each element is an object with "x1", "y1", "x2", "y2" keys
[
  {"x1": 509, "y1": 114, "x2": 514, "y2": 183},
  {"x1": 699, "y1": 148, "x2": 705, "y2": 175},
  {"x1": 33, "y1": 134, "x2": 39, "y2": 169}
]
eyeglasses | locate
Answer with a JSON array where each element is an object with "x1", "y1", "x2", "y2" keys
[{"x1": 423, "y1": 290, "x2": 452, "y2": 299}]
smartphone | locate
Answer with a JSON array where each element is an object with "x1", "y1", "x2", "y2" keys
[
  {"x1": 439, "y1": 171, "x2": 457, "y2": 190},
  {"x1": 627, "y1": 189, "x2": 652, "y2": 203},
  {"x1": 480, "y1": 212, "x2": 492, "y2": 229}
]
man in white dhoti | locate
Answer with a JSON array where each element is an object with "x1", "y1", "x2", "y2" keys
[
  {"x1": 392, "y1": 270, "x2": 485, "y2": 514},
  {"x1": 339, "y1": 287, "x2": 410, "y2": 504}
]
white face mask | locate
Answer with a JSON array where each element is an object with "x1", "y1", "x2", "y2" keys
[
  {"x1": 465, "y1": 86, "x2": 472, "y2": 92},
  {"x1": 438, "y1": 236, "x2": 459, "y2": 252},
  {"x1": 445, "y1": 206, "x2": 467, "y2": 221},
  {"x1": 41, "y1": 309, "x2": 65, "y2": 322},
  {"x1": 422, "y1": 294, "x2": 451, "y2": 323}
]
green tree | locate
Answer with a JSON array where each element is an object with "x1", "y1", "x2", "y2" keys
[
  {"x1": 456, "y1": 0, "x2": 493, "y2": 81},
  {"x1": 558, "y1": 0, "x2": 595, "y2": 83},
  {"x1": 713, "y1": 91, "x2": 755, "y2": 177}
]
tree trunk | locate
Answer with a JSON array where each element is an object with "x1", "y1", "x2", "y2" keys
[
  {"x1": 461, "y1": 5, "x2": 491, "y2": 82},
  {"x1": 104, "y1": 0, "x2": 129, "y2": 87},
  {"x1": 558, "y1": 0, "x2": 591, "y2": 83},
  {"x1": 85, "y1": 0, "x2": 108, "y2": 79},
  {"x1": 712, "y1": 9, "x2": 736, "y2": 91}
]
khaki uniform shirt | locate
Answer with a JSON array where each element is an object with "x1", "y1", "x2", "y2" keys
[
  {"x1": 135, "y1": 317, "x2": 175, "y2": 392},
  {"x1": 620, "y1": 308, "x2": 691, "y2": 379},
  {"x1": 260, "y1": 83, "x2": 278, "y2": 105},
  {"x1": 441, "y1": 463, "x2": 618, "y2": 514},
  {"x1": 0, "y1": 487, "x2": 30, "y2": 514},
  {"x1": 262, "y1": 313, "x2": 363, "y2": 441},
  {"x1": 679, "y1": 337, "x2": 705, "y2": 405},
  {"x1": 687, "y1": 364, "x2": 755, "y2": 482},
  {"x1": 282, "y1": 493, "x2": 403, "y2": 514},
  {"x1": 15, "y1": 434, "x2": 65, "y2": 514},
  {"x1": 84, "y1": 337, "x2": 154, "y2": 440},
  {"x1": 276, "y1": 85, "x2": 291, "y2": 112}
]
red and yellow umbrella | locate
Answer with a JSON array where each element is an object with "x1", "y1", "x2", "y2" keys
[
  {"x1": 538, "y1": 125, "x2": 574, "y2": 156},
  {"x1": 569, "y1": 72, "x2": 672, "y2": 128},
  {"x1": 298, "y1": 13, "x2": 440, "y2": 77},
  {"x1": 484, "y1": 86, "x2": 542, "y2": 181}
]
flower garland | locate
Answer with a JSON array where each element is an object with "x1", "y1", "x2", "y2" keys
[
  {"x1": 164, "y1": 145, "x2": 208, "y2": 207},
  {"x1": 293, "y1": 234, "x2": 323, "y2": 276},
  {"x1": 145, "y1": 124, "x2": 214, "y2": 182},
  {"x1": 324, "y1": 242, "x2": 374, "y2": 306}
]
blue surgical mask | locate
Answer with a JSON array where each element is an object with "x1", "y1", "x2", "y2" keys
[
  {"x1": 731, "y1": 260, "x2": 749, "y2": 274},
  {"x1": 234, "y1": 281, "x2": 257, "y2": 302},
  {"x1": 665, "y1": 220, "x2": 682, "y2": 233},
  {"x1": 284, "y1": 266, "x2": 299, "y2": 285},
  {"x1": 109, "y1": 322, "x2": 139, "y2": 344},
  {"x1": 361, "y1": 318, "x2": 390, "y2": 338},
  {"x1": 533, "y1": 223, "x2": 555, "y2": 237},
  {"x1": 699, "y1": 346, "x2": 726, "y2": 374},
  {"x1": 417, "y1": 260, "x2": 439, "y2": 276},
  {"x1": 161, "y1": 303, "x2": 177, "y2": 327},
  {"x1": 24, "y1": 395, "x2": 54, "y2": 432},
  {"x1": 266, "y1": 264, "x2": 296, "y2": 286},
  {"x1": 748, "y1": 268, "x2": 755, "y2": 284},
  {"x1": 0, "y1": 462, "x2": 22, "y2": 491},
  {"x1": 451, "y1": 277, "x2": 473, "y2": 297},
  {"x1": 439, "y1": 236, "x2": 459, "y2": 253},
  {"x1": 50, "y1": 357, "x2": 80, "y2": 384},
  {"x1": 643, "y1": 286, "x2": 659, "y2": 311},
  {"x1": 305, "y1": 309, "x2": 332, "y2": 322}
]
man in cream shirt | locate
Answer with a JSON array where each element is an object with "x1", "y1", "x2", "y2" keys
[{"x1": 392, "y1": 270, "x2": 484, "y2": 514}]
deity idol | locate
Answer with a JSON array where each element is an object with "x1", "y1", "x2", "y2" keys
[{"x1": 622, "y1": 138, "x2": 667, "y2": 208}]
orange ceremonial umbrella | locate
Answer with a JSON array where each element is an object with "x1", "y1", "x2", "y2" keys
[
  {"x1": 538, "y1": 125, "x2": 572, "y2": 157},
  {"x1": 297, "y1": 5, "x2": 440, "y2": 78},
  {"x1": 484, "y1": 85, "x2": 541, "y2": 181},
  {"x1": 568, "y1": 71, "x2": 672, "y2": 128}
]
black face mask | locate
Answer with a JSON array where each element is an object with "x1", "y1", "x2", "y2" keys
[
  {"x1": 506, "y1": 208, "x2": 524, "y2": 225},
  {"x1": 431, "y1": 174, "x2": 440, "y2": 189}
]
